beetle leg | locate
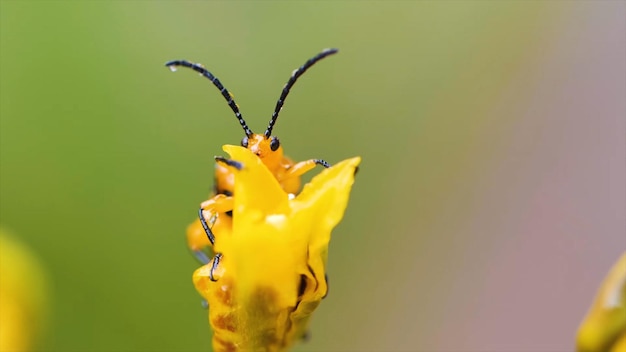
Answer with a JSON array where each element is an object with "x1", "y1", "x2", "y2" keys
[
  {"x1": 198, "y1": 207, "x2": 216, "y2": 245},
  {"x1": 186, "y1": 218, "x2": 214, "y2": 264},
  {"x1": 285, "y1": 159, "x2": 331, "y2": 179},
  {"x1": 192, "y1": 250, "x2": 211, "y2": 265},
  {"x1": 209, "y1": 253, "x2": 223, "y2": 282},
  {"x1": 198, "y1": 194, "x2": 234, "y2": 245}
]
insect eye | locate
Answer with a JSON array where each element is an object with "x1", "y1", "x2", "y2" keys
[
  {"x1": 270, "y1": 137, "x2": 280, "y2": 151},
  {"x1": 241, "y1": 136, "x2": 249, "y2": 148}
]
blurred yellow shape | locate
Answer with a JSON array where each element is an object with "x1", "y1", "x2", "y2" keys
[
  {"x1": 577, "y1": 253, "x2": 626, "y2": 352},
  {"x1": 193, "y1": 145, "x2": 360, "y2": 352},
  {"x1": 0, "y1": 229, "x2": 48, "y2": 352}
]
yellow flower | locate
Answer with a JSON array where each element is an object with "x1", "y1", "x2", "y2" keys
[
  {"x1": 577, "y1": 253, "x2": 626, "y2": 352},
  {"x1": 193, "y1": 145, "x2": 360, "y2": 352},
  {"x1": 0, "y1": 229, "x2": 48, "y2": 352}
]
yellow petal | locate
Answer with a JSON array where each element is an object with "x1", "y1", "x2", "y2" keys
[
  {"x1": 0, "y1": 229, "x2": 48, "y2": 352},
  {"x1": 610, "y1": 333, "x2": 626, "y2": 352},
  {"x1": 291, "y1": 156, "x2": 361, "y2": 301},
  {"x1": 294, "y1": 157, "x2": 360, "y2": 244},
  {"x1": 222, "y1": 144, "x2": 289, "y2": 219},
  {"x1": 577, "y1": 252, "x2": 626, "y2": 352}
]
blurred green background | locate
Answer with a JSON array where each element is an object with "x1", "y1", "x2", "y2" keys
[{"x1": 1, "y1": 1, "x2": 624, "y2": 351}]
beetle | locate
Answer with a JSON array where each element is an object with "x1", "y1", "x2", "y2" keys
[{"x1": 166, "y1": 49, "x2": 338, "y2": 266}]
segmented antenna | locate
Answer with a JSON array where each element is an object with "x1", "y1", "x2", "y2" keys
[
  {"x1": 165, "y1": 60, "x2": 253, "y2": 137},
  {"x1": 264, "y1": 48, "x2": 339, "y2": 137}
]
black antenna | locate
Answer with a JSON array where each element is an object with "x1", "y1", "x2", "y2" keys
[
  {"x1": 165, "y1": 60, "x2": 253, "y2": 137},
  {"x1": 264, "y1": 48, "x2": 338, "y2": 137}
]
